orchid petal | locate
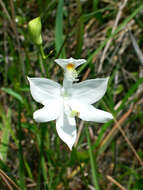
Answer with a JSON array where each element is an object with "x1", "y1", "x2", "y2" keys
[
  {"x1": 55, "y1": 57, "x2": 86, "y2": 69},
  {"x1": 56, "y1": 111, "x2": 76, "y2": 150},
  {"x1": 70, "y1": 100, "x2": 113, "y2": 123},
  {"x1": 71, "y1": 78, "x2": 109, "y2": 104},
  {"x1": 27, "y1": 77, "x2": 61, "y2": 105},
  {"x1": 33, "y1": 100, "x2": 62, "y2": 122}
]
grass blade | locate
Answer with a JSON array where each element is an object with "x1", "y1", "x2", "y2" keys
[
  {"x1": 0, "y1": 109, "x2": 11, "y2": 162},
  {"x1": 55, "y1": 0, "x2": 65, "y2": 58},
  {"x1": 17, "y1": 103, "x2": 26, "y2": 190},
  {"x1": 2, "y1": 88, "x2": 24, "y2": 104},
  {"x1": 86, "y1": 127, "x2": 101, "y2": 190}
]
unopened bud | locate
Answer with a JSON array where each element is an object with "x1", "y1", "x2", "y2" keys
[{"x1": 28, "y1": 17, "x2": 42, "y2": 45}]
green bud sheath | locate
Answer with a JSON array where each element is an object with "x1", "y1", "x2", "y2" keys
[{"x1": 28, "y1": 17, "x2": 42, "y2": 45}]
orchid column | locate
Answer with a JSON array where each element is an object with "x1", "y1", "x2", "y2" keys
[{"x1": 54, "y1": 58, "x2": 87, "y2": 150}]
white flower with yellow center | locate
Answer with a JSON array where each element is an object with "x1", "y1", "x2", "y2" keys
[{"x1": 28, "y1": 57, "x2": 113, "y2": 150}]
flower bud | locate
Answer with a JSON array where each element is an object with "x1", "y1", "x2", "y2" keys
[{"x1": 28, "y1": 17, "x2": 42, "y2": 45}]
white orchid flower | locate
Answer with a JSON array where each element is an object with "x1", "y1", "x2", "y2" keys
[{"x1": 28, "y1": 57, "x2": 113, "y2": 150}]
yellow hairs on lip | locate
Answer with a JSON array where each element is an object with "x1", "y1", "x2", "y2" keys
[{"x1": 66, "y1": 63, "x2": 75, "y2": 70}]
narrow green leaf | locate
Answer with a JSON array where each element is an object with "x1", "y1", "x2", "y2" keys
[
  {"x1": 2, "y1": 87, "x2": 24, "y2": 104},
  {"x1": 83, "y1": 6, "x2": 112, "y2": 22},
  {"x1": 86, "y1": 127, "x2": 101, "y2": 190},
  {"x1": 55, "y1": 0, "x2": 65, "y2": 58},
  {"x1": 0, "y1": 109, "x2": 11, "y2": 162},
  {"x1": 93, "y1": 0, "x2": 103, "y2": 23},
  {"x1": 17, "y1": 103, "x2": 26, "y2": 190},
  {"x1": 75, "y1": 15, "x2": 84, "y2": 58},
  {"x1": 0, "y1": 123, "x2": 9, "y2": 161}
]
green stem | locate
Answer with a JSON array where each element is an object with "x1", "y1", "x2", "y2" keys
[
  {"x1": 39, "y1": 45, "x2": 46, "y2": 59},
  {"x1": 86, "y1": 127, "x2": 101, "y2": 190},
  {"x1": 37, "y1": 125, "x2": 48, "y2": 190},
  {"x1": 18, "y1": 103, "x2": 26, "y2": 190}
]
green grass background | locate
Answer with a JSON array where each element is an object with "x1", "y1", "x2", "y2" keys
[{"x1": 0, "y1": 0, "x2": 143, "y2": 189}]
